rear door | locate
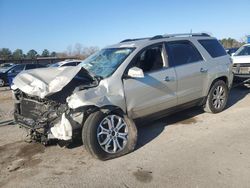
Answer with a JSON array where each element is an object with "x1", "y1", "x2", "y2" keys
[
  {"x1": 123, "y1": 43, "x2": 177, "y2": 119},
  {"x1": 165, "y1": 40, "x2": 208, "y2": 105}
]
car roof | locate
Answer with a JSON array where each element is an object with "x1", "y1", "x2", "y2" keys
[{"x1": 106, "y1": 33, "x2": 215, "y2": 49}]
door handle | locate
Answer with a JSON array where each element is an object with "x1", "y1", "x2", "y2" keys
[
  {"x1": 164, "y1": 76, "x2": 175, "y2": 82},
  {"x1": 200, "y1": 68, "x2": 208, "y2": 73}
]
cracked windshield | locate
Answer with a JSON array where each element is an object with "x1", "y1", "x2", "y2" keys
[{"x1": 79, "y1": 48, "x2": 134, "y2": 78}]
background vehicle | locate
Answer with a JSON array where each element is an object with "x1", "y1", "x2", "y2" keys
[
  {"x1": 0, "y1": 63, "x2": 14, "y2": 73},
  {"x1": 49, "y1": 59, "x2": 81, "y2": 67},
  {"x1": 0, "y1": 63, "x2": 46, "y2": 87},
  {"x1": 232, "y1": 44, "x2": 250, "y2": 82},
  {"x1": 12, "y1": 33, "x2": 233, "y2": 160},
  {"x1": 0, "y1": 64, "x2": 18, "y2": 87},
  {"x1": 226, "y1": 47, "x2": 239, "y2": 56}
]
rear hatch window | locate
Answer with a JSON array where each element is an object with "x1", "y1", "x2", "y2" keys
[{"x1": 198, "y1": 39, "x2": 227, "y2": 58}]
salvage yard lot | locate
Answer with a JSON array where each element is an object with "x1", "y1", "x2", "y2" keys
[{"x1": 0, "y1": 86, "x2": 250, "y2": 188}]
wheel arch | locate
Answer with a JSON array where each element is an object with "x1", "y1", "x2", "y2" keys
[
  {"x1": 73, "y1": 105, "x2": 127, "y2": 127},
  {"x1": 206, "y1": 75, "x2": 229, "y2": 96}
]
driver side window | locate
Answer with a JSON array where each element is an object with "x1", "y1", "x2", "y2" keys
[{"x1": 134, "y1": 45, "x2": 164, "y2": 73}]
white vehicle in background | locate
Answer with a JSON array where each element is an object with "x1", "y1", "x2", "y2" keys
[
  {"x1": 232, "y1": 44, "x2": 250, "y2": 82},
  {"x1": 49, "y1": 59, "x2": 82, "y2": 67}
]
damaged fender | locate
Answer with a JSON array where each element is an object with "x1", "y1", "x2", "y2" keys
[{"x1": 67, "y1": 79, "x2": 127, "y2": 113}]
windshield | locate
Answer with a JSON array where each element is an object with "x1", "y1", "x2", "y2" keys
[
  {"x1": 0, "y1": 65, "x2": 15, "y2": 73},
  {"x1": 79, "y1": 48, "x2": 134, "y2": 78},
  {"x1": 234, "y1": 45, "x2": 250, "y2": 56},
  {"x1": 0, "y1": 63, "x2": 13, "y2": 68}
]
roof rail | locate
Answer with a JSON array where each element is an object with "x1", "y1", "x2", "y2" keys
[
  {"x1": 150, "y1": 33, "x2": 210, "y2": 40},
  {"x1": 121, "y1": 33, "x2": 210, "y2": 43},
  {"x1": 150, "y1": 35, "x2": 164, "y2": 40},
  {"x1": 120, "y1": 38, "x2": 149, "y2": 43}
]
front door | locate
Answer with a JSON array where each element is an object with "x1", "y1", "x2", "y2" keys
[{"x1": 123, "y1": 44, "x2": 177, "y2": 119}]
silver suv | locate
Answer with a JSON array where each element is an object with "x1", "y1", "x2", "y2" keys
[{"x1": 12, "y1": 33, "x2": 233, "y2": 160}]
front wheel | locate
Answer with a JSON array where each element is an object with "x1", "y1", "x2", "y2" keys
[
  {"x1": 82, "y1": 111, "x2": 137, "y2": 160},
  {"x1": 204, "y1": 80, "x2": 229, "y2": 113}
]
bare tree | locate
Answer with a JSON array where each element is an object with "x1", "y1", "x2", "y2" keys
[
  {"x1": 74, "y1": 43, "x2": 83, "y2": 58},
  {"x1": 66, "y1": 45, "x2": 73, "y2": 56},
  {"x1": 82, "y1": 46, "x2": 99, "y2": 58},
  {"x1": 61, "y1": 43, "x2": 99, "y2": 59},
  {"x1": 56, "y1": 52, "x2": 68, "y2": 58}
]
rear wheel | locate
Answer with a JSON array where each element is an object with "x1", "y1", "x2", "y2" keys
[
  {"x1": 0, "y1": 79, "x2": 4, "y2": 87},
  {"x1": 204, "y1": 80, "x2": 229, "y2": 113},
  {"x1": 82, "y1": 111, "x2": 137, "y2": 160}
]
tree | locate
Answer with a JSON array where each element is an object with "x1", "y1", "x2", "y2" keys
[
  {"x1": 42, "y1": 49, "x2": 50, "y2": 57},
  {"x1": 26, "y1": 49, "x2": 38, "y2": 59},
  {"x1": 74, "y1": 43, "x2": 83, "y2": 58},
  {"x1": 67, "y1": 45, "x2": 72, "y2": 56},
  {"x1": 12, "y1": 49, "x2": 24, "y2": 60},
  {"x1": 0, "y1": 48, "x2": 12, "y2": 60},
  {"x1": 50, "y1": 51, "x2": 57, "y2": 57},
  {"x1": 220, "y1": 38, "x2": 245, "y2": 48},
  {"x1": 82, "y1": 46, "x2": 99, "y2": 58},
  {"x1": 56, "y1": 52, "x2": 68, "y2": 58}
]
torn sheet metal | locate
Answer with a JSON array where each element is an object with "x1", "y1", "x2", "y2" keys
[
  {"x1": 67, "y1": 79, "x2": 126, "y2": 112},
  {"x1": 12, "y1": 66, "x2": 82, "y2": 98},
  {"x1": 50, "y1": 113, "x2": 72, "y2": 140}
]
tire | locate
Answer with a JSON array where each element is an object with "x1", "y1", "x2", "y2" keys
[
  {"x1": 82, "y1": 111, "x2": 137, "y2": 160},
  {"x1": 0, "y1": 79, "x2": 4, "y2": 87},
  {"x1": 204, "y1": 80, "x2": 229, "y2": 113}
]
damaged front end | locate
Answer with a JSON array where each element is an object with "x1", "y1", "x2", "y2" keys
[{"x1": 12, "y1": 66, "x2": 99, "y2": 145}]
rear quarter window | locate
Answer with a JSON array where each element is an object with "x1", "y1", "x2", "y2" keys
[{"x1": 198, "y1": 39, "x2": 227, "y2": 58}]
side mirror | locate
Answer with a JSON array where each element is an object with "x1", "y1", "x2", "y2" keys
[
  {"x1": 127, "y1": 67, "x2": 144, "y2": 78},
  {"x1": 231, "y1": 53, "x2": 235, "y2": 56}
]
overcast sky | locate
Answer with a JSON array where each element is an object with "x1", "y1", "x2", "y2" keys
[{"x1": 0, "y1": 0, "x2": 249, "y2": 53}]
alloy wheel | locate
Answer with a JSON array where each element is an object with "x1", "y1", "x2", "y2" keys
[
  {"x1": 97, "y1": 115, "x2": 128, "y2": 154},
  {"x1": 212, "y1": 85, "x2": 226, "y2": 109}
]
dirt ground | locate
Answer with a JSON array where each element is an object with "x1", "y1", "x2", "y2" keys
[{"x1": 0, "y1": 85, "x2": 250, "y2": 188}]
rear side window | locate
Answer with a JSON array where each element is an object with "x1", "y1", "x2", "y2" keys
[
  {"x1": 199, "y1": 39, "x2": 227, "y2": 58},
  {"x1": 165, "y1": 41, "x2": 203, "y2": 67},
  {"x1": 36, "y1": 64, "x2": 46, "y2": 68},
  {"x1": 25, "y1": 64, "x2": 37, "y2": 70}
]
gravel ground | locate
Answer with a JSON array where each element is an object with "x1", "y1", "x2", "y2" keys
[{"x1": 0, "y1": 86, "x2": 250, "y2": 188}]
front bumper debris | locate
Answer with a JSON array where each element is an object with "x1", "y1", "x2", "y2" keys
[{"x1": 13, "y1": 90, "x2": 82, "y2": 144}]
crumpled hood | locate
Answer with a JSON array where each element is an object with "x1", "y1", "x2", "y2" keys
[
  {"x1": 12, "y1": 66, "x2": 84, "y2": 98},
  {"x1": 232, "y1": 55, "x2": 250, "y2": 64}
]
